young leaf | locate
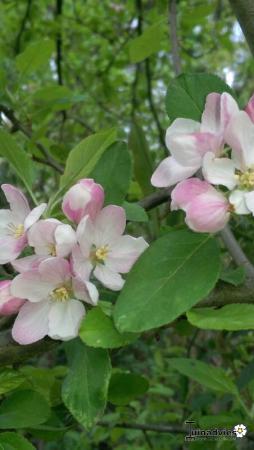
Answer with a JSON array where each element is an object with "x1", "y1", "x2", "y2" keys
[
  {"x1": 108, "y1": 372, "x2": 149, "y2": 405},
  {"x1": 0, "y1": 390, "x2": 51, "y2": 429},
  {"x1": 220, "y1": 267, "x2": 246, "y2": 286},
  {"x1": 129, "y1": 19, "x2": 165, "y2": 63},
  {"x1": 16, "y1": 39, "x2": 54, "y2": 78},
  {"x1": 128, "y1": 123, "x2": 153, "y2": 196},
  {"x1": 91, "y1": 141, "x2": 132, "y2": 205},
  {"x1": 114, "y1": 230, "x2": 220, "y2": 333},
  {"x1": 0, "y1": 368, "x2": 25, "y2": 395},
  {"x1": 0, "y1": 129, "x2": 34, "y2": 197},
  {"x1": 123, "y1": 201, "x2": 148, "y2": 222},
  {"x1": 166, "y1": 73, "x2": 234, "y2": 122},
  {"x1": 187, "y1": 304, "x2": 254, "y2": 331},
  {"x1": 62, "y1": 339, "x2": 111, "y2": 429},
  {"x1": 79, "y1": 307, "x2": 138, "y2": 349},
  {"x1": 0, "y1": 432, "x2": 35, "y2": 450},
  {"x1": 169, "y1": 358, "x2": 238, "y2": 395}
]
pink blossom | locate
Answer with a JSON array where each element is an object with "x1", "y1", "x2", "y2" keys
[
  {"x1": 11, "y1": 257, "x2": 98, "y2": 344},
  {"x1": 245, "y1": 94, "x2": 254, "y2": 123},
  {"x1": 151, "y1": 92, "x2": 239, "y2": 188},
  {"x1": 72, "y1": 205, "x2": 149, "y2": 291},
  {"x1": 62, "y1": 178, "x2": 104, "y2": 224},
  {"x1": 28, "y1": 219, "x2": 76, "y2": 257},
  {"x1": 0, "y1": 184, "x2": 47, "y2": 264},
  {"x1": 171, "y1": 178, "x2": 230, "y2": 233},
  {"x1": 0, "y1": 280, "x2": 25, "y2": 315}
]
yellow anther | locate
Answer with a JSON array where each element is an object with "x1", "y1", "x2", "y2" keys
[
  {"x1": 95, "y1": 245, "x2": 109, "y2": 262},
  {"x1": 48, "y1": 243, "x2": 57, "y2": 257},
  {"x1": 14, "y1": 224, "x2": 25, "y2": 239},
  {"x1": 238, "y1": 170, "x2": 254, "y2": 190},
  {"x1": 51, "y1": 286, "x2": 69, "y2": 302}
]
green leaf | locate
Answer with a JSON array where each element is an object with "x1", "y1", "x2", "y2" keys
[
  {"x1": 60, "y1": 128, "x2": 117, "y2": 189},
  {"x1": 108, "y1": 372, "x2": 149, "y2": 405},
  {"x1": 128, "y1": 123, "x2": 153, "y2": 196},
  {"x1": 32, "y1": 86, "x2": 75, "y2": 112},
  {"x1": 187, "y1": 304, "x2": 254, "y2": 331},
  {"x1": 91, "y1": 141, "x2": 132, "y2": 205},
  {"x1": 123, "y1": 201, "x2": 148, "y2": 222},
  {"x1": 220, "y1": 267, "x2": 246, "y2": 286},
  {"x1": 198, "y1": 414, "x2": 244, "y2": 429},
  {"x1": 166, "y1": 73, "x2": 234, "y2": 121},
  {"x1": 114, "y1": 231, "x2": 220, "y2": 333},
  {"x1": 79, "y1": 307, "x2": 138, "y2": 349},
  {"x1": 0, "y1": 432, "x2": 35, "y2": 450},
  {"x1": 129, "y1": 19, "x2": 165, "y2": 63},
  {"x1": 16, "y1": 39, "x2": 54, "y2": 78},
  {"x1": 0, "y1": 129, "x2": 34, "y2": 196},
  {"x1": 0, "y1": 369, "x2": 25, "y2": 395},
  {"x1": 169, "y1": 358, "x2": 238, "y2": 395},
  {"x1": 62, "y1": 339, "x2": 111, "y2": 429},
  {"x1": 0, "y1": 390, "x2": 51, "y2": 429}
]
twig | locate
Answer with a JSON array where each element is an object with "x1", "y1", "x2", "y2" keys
[
  {"x1": 168, "y1": 0, "x2": 182, "y2": 75},
  {"x1": 138, "y1": 188, "x2": 172, "y2": 211},
  {"x1": 220, "y1": 226, "x2": 254, "y2": 280},
  {"x1": 14, "y1": 0, "x2": 33, "y2": 54},
  {"x1": 142, "y1": 430, "x2": 154, "y2": 448},
  {"x1": 55, "y1": 0, "x2": 64, "y2": 86},
  {"x1": 0, "y1": 104, "x2": 64, "y2": 174},
  {"x1": 98, "y1": 420, "x2": 185, "y2": 434}
]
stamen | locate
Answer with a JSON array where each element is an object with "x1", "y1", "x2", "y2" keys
[
  {"x1": 7, "y1": 223, "x2": 25, "y2": 239},
  {"x1": 50, "y1": 286, "x2": 70, "y2": 302},
  {"x1": 90, "y1": 245, "x2": 109, "y2": 264},
  {"x1": 48, "y1": 243, "x2": 57, "y2": 257}
]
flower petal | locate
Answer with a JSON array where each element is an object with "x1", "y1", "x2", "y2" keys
[
  {"x1": 0, "y1": 235, "x2": 27, "y2": 265},
  {"x1": 11, "y1": 271, "x2": 53, "y2": 302},
  {"x1": 24, "y1": 203, "x2": 47, "y2": 230},
  {"x1": 28, "y1": 219, "x2": 58, "y2": 255},
  {"x1": 11, "y1": 255, "x2": 47, "y2": 273},
  {"x1": 71, "y1": 244, "x2": 93, "y2": 280},
  {"x1": 245, "y1": 93, "x2": 254, "y2": 123},
  {"x1": 229, "y1": 190, "x2": 250, "y2": 215},
  {"x1": 108, "y1": 235, "x2": 149, "y2": 273},
  {"x1": 76, "y1": 216, "x2": 94, "y2": 256},
  {"x1": 201, "y1": 93, "x2": 222, "y2": 134},
  {"x1": 225, "y1": 111, "x2": 254, "y2": 170},
  {"x1": 1, "y1": 184, "x2": 30, "y2": 222},
  {"x1": 12, "y1": 300, "x2": 50, "y2": 345},
  {"x1": 202, "y1": 152, "x2": 237, "y2": 189},
  {"x1": 94, "y1": 264, "x2": 125, "y2": 291},
  {"x1": 48, "y1": 299, "x2": 85, "y2": 341},
  {"x1": 72, "y1": 277, "x2": 99, "y2": 305},
  {"x1": 39, "y1": 257, "x2": 71, "y2": 285},
  {"x1": 55, "y1": 224, "x2": 77, "y2": 257},
  {"x1": 94, "y1": 205, "x2": 126, "y2": 246},
  {"x1": 151, "y1": 156, "x2": 197, "y2": 188},
  {"x1": 0, "y1": 280, "x2": 25, "y2": 315},
  {"x1": 243, "y1": 191, "x2": 254, "y2": 215},
  {"x1": 171, "y1": 178, "x2": 210, "y2": 211}
]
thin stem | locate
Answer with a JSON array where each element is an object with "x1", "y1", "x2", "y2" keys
[
  {"x1": 220, "y1": 226, "x2": 254, "y2": 280},
  {"x1": 168, "y1": 0, "x2": 182, "y2": 75}
]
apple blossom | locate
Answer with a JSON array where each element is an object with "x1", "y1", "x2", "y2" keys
[
  {"x1": 0, "y1": 280, "x2": 25, "y2": 315},
  {"x1": 204, "y1": 111, "x2": 254, "y2": 215},
  {"x1": 28, "y1": 219, "x2": 76, "y2": 257},
  {"x1": 171, "y1": 178, "x2": 230, "y2": 233},
  {"x1": 0, "y1": 184, "x2": 46, "y2": 264},
  {"x1": 151, "y1": 92, "x2": 239, "y2": 188},
  {"x1": 11, "y1": 257, "x2": 98, "y2": 344},
  {"x1": 72, "y1": 205, "x2": 149, "y2": 291},
  {"x1": 62, "y1": 178, "x2": 104, "y2": 224}
]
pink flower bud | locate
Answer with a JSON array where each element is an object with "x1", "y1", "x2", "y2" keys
[
  {"x1": 62, "y1": 179, "x2": 104, "y2": 224},
  {"x1": 0, "y1": 280, "x2": 25, "y2": 315},
  {"x1": 171, "y1": 178, "x2": 230, "y2": 233}
]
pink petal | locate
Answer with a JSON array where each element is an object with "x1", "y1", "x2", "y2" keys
[
  {"x1": 151, "y1": 156, "x2": 197, "y2": 188},
  {"x1": 171, "y1": 178, "x2": 210, "y2": 211},
  {"x1": 12, "y1": 255, "x2": 47, "y2": 273},
  {"x1": 11, "y1": 271, "x2": 53, "y2": 302},
  {"x1": 39, "y1": 257, "x2": 71, "y2": 285},
  {"x1": 1, "y1": 184, "x2": 30, "y2": 222},
  {"x1": 76, "y1": 215, "x2": 94, "y2": 256},
  {"x1": 220, "y1": 92, "x2": 239, "y2": 130},
  {"x1": 225, "y1": 111, "x2": 254, "y2": 170},
  {"x1": 55, "y1": 224, "x2": 77, "y2": 257},
  {"x1": 245, "y1": 94, "x2": 254, "y2": 123},
  {"x1": 0, "y1": 235, "x2": 27, "y2": 265},
  {"x1": 94, "y1": 264, "x2": 125, "y2": 291},
  {"x1": 24, "y1": 203, "x2": 47, "y2": 231},
  {"x1": 108, "y1": 235, "x2": 149, "y2": 273},
  {"x1": 71, "y1": 244, "x2": 93, "y2": 280},
  {"x1": 12, "y1": 300, "x2": 50, "y2": 345},
  {"x1": 0, "y1": 280, "x2": 25, "y2": 315},
  {"x1": 94, "y1": 205, "x2": 126, "y2": 246},
  {"x1": 48, "y1": 299, "x2": 85, "y2": 341},
  {"x1": 28, "y1": 219, "x2": 58, "y2": 255},
  {"x1": 72, "y1": 277, "x2": 99, "y2": 305},
  {"x1": 201, "y1": 93, "x2": 221, "y2": 134}
]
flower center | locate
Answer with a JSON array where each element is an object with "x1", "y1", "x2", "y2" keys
[
  {"x1": 236, "y1": 170, "x2": 254, "y2": 190},
  {"x1": 90, "y1": 245, "x2": 109, "y2": 264},
  {"x1": 7, "y1": 223, "x2": 25, "y2": 239},
  {"x1": 50, "y1": 286, "x2": 70, "y2": 302},
  {"x1": 48, "y1": 243, "x2": 57, "y2": 256}
]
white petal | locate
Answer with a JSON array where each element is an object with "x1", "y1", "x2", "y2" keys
[
  {"x1": 11, "y1": 271, "x2": 53, "y2": 302},
  {"x1": 12, "y1": 300, "x2": 50, "y2": 345},
  {"x1": 1, "y1": 184, "x2": 30, "y2": 222},
  {"x1": 201, "y1": 93, "x2": 221, "y2": 134},
  {"x1": 0, "y1": 235, "x2": 27, "y2": 265},
  {"x1": 94, "y1": 205, "x2": 126, "y2": 246},
  {"x1": 202, "y1": 152, "x2": 237, "y2": 189},
  {"x1": 0, "y1": 210, "x2": 18, "y2": 233},
  {"x1": 229, "y1": 190, "x2": 250, "y2": 215},
  {"x1": 151, "y1": 156, "x2": 197, "y2": 188},
  {"x1": 72, "y1": 277, "x2": 99, "y2": 305},
  {"x1": 76, "y1": 215, "x2": 94, "y2": 256},
  {"x1": 244, "y1": 191, "x2": 254, "y2": 215},
  {"x1": 48, "y1": 299, "x2": 85, "y2": 341},
  {"x1": 225, "y1": 111, "x2": 254, "y2": 170},
  {"x1": 94, "y1": 264, "x2": 125, "y2": 291},
  {"x1": 55, "y1": 224, "x2": 77, "y2": 257},
  {"x1": 24, "y1": 203, "x2": 47, "y2": 230},
  {"x1": 39, "y1": 257, "x2": 71, "y2": 285},
  {"x1": 108, "y1": 235, "x2": 148, "y2": 273},
  {"x1": 28, "y1": 220, "x2": 57, "y2": 255},
  {"x1": 71, "y1": 244, "x2": 93, "y2": 280},
  {"x1": 12, "y1": 255, "x2": 47, "y2": 273}
]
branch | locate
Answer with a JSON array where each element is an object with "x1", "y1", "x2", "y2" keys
[
  {"x1": 200, "y1": 283, "x2": 254, "y2": 307},
  {"x1": 168, "y1": 0, "x2": 182, "y2": 75},
  {"x1": 14, "y1": 0, "x2": 33, "y2": 54},
  {"x1": 228, "y1": 0, "x2": 254, "y2": 56},
  {"x1": 220, "y1": 226, "x2": 254, "y2": 280},
  {"x1": 55, "y1": 0, "x2": 64, "y2": 86},
  {"x1": 0, "y1": 104, "x2": 64, "y2": 174},
  {"x1": 98, "y1": 420, "x2": 184, "y2": 434}
]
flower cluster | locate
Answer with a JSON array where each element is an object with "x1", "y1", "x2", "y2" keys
[
  {"x1": 0, "y1": 180, "x2": 148, "y2": 344},
  {"x1": 151, "y1": 92, "x2": 254, "y2": 233}
]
